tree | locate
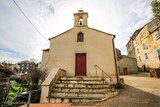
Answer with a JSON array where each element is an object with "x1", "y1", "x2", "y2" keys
[
  {"x1": 20, "y1": 68, "x2": 46, "y2": 103},
  {"x1": 151, "y1": 0, "x2": 160, "y2": 18},
  {"x1": 21, "y1": 68, "x2": 46, "y2": 90}
]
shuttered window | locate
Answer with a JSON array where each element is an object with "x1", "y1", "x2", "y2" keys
[
  {"x1": 142, "y1": 43, "x2": 146, "y2": 49},
  {"x1": 144, "y1": 53, "x2": 149, "y2": 59},
  {"x1": 155, "y1": 32, "x2": 160, "y2": 40},
  {"x1": 157, "y1": 49, "x2": 160, "y2": 60}
]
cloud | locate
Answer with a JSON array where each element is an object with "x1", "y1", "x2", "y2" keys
[
  {"x1": 0, "y1": 48, "x2": 25, "y2": 63},
  {"x1": 0, "y1": 0, "x2": 50, "y2": 63},
  {"x1": 47, "y1": 4, "x2": 55, "y2": 15},
  {"x1": 0, "y1": 47, "x2": 25, "y2": 58},
  {"x1": 0, "y1": 0, "x2": 153, "y2": 62}
]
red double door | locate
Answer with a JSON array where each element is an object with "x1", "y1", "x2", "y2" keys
[{"x1": 75, "y1": 54, "x2": 86, "y2": 76}]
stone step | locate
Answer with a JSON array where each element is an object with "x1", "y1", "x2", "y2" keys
[
  {"x1": 59, "y1": 76, "x2": 102, "y2": 81},
  {"x1": 48, "y1": 97, "x2": 102, "y2": 103},
  {"x1": 56, "y1": 80, "x2": 107, "y2": 84},
  {"x1": 48, "y1": 98, "x2": 70, "y2": 103},
  {"x1": 72, "y1": 98, "x2": 102, "y2": 103},
  {"x1": 54, "y1": 84, "x2": 109, "y2": 89},
  {"x1": 48, "y1": 91, "x2": 118, "y2": 103},
  {"x1": 50, "y1": 92, "x2": 106, "y2": 98},
  {"x1": 53, "y1": 88, "x2": 110, "y2": 93},
  {"x1": 48, "y1": 92, "x2": 118, "y2": 104},
  {"x1": 54, "y1": 83, "x2": 109, "y2": 88},
  {"x1": 50, "y1": 93, "x2": 105, "y2": 100},
  {"x1": 49, "y1": 76, "x2": 114, "y2": 104},
  {"x1": 51, "y1": 91, "x2": 107, "y2": 95}
]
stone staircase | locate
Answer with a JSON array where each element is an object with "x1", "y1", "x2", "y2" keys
[{"x1": 48, "y1": 76, "x2": 116, "y2": 103}]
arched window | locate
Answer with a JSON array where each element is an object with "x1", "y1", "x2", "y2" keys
[
  {"x1": 79, "y1": 17, "x2": 83, "y2": 25},
  {"x1": 77, "y1": 32, "x2": 84, "y2": 42}
]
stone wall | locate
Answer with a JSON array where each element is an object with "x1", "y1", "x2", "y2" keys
[
  {"x1": 118, "y1": 55, "x2": 138, "y2": 75},
  {"x1": 40, "y1": 68, "x2": 67, "y2": 103}
]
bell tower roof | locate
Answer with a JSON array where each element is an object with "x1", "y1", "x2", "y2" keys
[
  {"x1": 74, "y1": 9, "x2": 88, "y2": 27},
  {"x1": 78, "y1": 9, "x2": 84, "y2": 12}
]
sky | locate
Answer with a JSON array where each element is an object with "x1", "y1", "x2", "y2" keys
[{"x1": 0, "y1": 0, "x2": 153, "y2": 63}]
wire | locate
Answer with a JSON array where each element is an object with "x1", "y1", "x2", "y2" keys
[{"x1": 12, "y1": 0, "x2": 49, "y2": 43}]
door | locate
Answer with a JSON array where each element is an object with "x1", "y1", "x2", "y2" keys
[
  {"x1": 123, "y1": 67, "x2": 128, "y2": 75},
  {"x1": 143, "y1": 65, "x2": 146, "y2": 72},
  {"x1": 75, "y1": 54, "x2": 86, "y2": 76}
]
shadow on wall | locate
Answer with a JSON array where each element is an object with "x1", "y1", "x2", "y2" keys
[{"x1": 100, "y1": 84, "x2": 160, "y2": 107}]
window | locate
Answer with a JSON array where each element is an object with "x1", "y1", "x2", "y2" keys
[
  {"x1": 21, "y1": 67, "x2": 23, "y2": 70},
  {"x1": 157, "y1": 49, "x2": 160, "y2": 60},
  {"x1": 142, "y1": 43, "x2": 146, "y2": 49},
  {"x1": 144, "y1": 53, "x2": 149, "y2": 59},
  {"x1": 140, "y1": 32, "x2": 143, "y2": 39},
  {"x1": 131, "y1": 43, "x2": 134, "y2": 49},
  {"x1": 137, "y1": 48, "x2": 139, "y2": 54},
  {"x1": 139, "y1": 56, "x2": 141, "y2": 62},
  {"x1": 26, "y1": 67, "x2": 28, "y2": 70},
  {"x1": 77, "y1": 32, "x2": 84, "y2": 42},
  {"x1": 134, "y1": 40, "x2": 136, "y2": 45},
  {"x1": 155, "y1": 32, "x2": 160, "y2": 40}
]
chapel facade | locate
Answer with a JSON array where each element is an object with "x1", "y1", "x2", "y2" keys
[
  {"x1": 41, "y1": 9, "x2": 119, "y2": 81},
  {"x1": 40, "y1": 9, "x2": 119, "y2": 103}
]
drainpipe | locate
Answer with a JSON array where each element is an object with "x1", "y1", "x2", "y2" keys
[{"x1": 112, "y1": 35, "x2": 120, "y2": 84}]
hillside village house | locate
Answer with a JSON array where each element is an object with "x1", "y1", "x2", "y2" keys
[
  {"x1": 116, "y1": 49, "x2": 138, "y2": 75},
  {"x1": 126, "y1": 18, "x2": 160, "y2": 71},
  {"x1": 40, "y1": 10, "x2": 119, "y2": 103},
  {"x1": 18, "y1": 60, "x2": 36, "y2": 74}
]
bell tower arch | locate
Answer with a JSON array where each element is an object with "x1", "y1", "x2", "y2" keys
[{"x1": 74, "y1": 9, "x2": 88, "y2": 27}]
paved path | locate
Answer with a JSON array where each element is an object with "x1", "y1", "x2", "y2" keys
[
  {"x1": 98, "y1": 73, "x2": 160, "y2": 107},
  {"x1": 20, "y1": 103, "x2": 98, "y2": 107}
]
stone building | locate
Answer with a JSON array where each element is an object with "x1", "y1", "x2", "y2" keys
[
  {"x1": 118, "y1": 55, "x2": 138, "y2": 75},
  {"x1": 126, "y1": 28, "x2": 142, "y2": 58},
  {"x1": 116, "y1": 49, "x2": 138, "y2": 75},
  {"x1": 18, "y1": 60, "x2": 36, "y2": 74},
  {"x1": 40, "y1": 10, "x2": 119, "y2": 103},
  {"x1": 116, "y1": 48, "x2": 122, "y2": 60},
  {"x1": 126, "y1": 18, "x2": 160, "y2": 71}
]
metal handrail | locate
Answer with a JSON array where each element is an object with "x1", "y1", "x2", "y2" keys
[
  {"x1": 27, "y1": 89, "x2": 41, "y2": 107},
  {"x1": 94, "y1": 65, "x2": 113, "y2": 84}
]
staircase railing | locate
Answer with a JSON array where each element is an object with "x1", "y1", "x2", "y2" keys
[{"x1": 94, "y1": 65, "x2": 113, "y2": 85}]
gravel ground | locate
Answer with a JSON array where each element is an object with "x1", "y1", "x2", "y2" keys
[{"x1": 98, "y1": 73, "x2": 160, "y2": 107}]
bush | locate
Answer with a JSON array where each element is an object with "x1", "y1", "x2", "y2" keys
[
  {"x1": 8, "y1": 92, "x2": 16, "y2": 101},
  {"x1": 150, "y1": 68, "x2": 160, "y2": 78},
  {"x1": 113, "y1": 83, "x2": 124, "y2": 89}
]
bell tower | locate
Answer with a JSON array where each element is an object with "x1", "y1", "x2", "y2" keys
[{"x1": 74, "y1": 9, "x2": 88, "y2": 27}]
